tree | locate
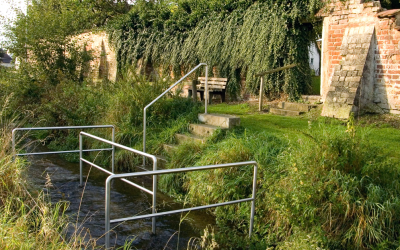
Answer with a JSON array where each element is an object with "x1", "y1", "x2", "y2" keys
[
  {"x1": 6, "y1": 0, "x2": 131, "y2": 85},
  {"x1": 381, "y1": 0, "x2": 400, "y2": 9}
]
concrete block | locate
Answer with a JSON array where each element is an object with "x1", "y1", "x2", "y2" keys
[
  {"x1": 279, "y1": 102, "x2": 319, "y2": 112},
  {"x1": 198, "y1": 113, "x2": 240, "y2": 129},
  {"x1": 270, "y1": 108, "x2": 302, "y2": 116},
  {"x1": 155, "y1": 155, "x2": 168, "y2": 169},
  {"x1": 189, "y1": 123, "x2": 220, "y2": 137},
  {"x1": 175, "y1": 133, "x2": 205, "y2": 144},
  {"x1": 163, "y1": 144, "x2": 177, "y2": 154}
]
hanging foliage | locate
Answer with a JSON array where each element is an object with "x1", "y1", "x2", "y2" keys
[{"x1": 109, "y1": 0, "x2": 324, "y2": 100}]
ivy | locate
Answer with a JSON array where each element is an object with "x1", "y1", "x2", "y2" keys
[{"x1": 109, "y1": 0, "x2": 324, "y2": 100}]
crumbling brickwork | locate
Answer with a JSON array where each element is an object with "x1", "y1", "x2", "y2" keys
[
  {"x1": 73, "y1": 31, "x2": 117, "y2": 82},
  {"x1": 322, "y1": 26, "x2": 375, "y2": 118},
  {"x1": 320, "y1": 0, "x2": 400, "y2": 117}
]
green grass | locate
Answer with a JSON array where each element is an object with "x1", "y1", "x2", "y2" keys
[
  {"x1": 164, "y1": 103, "x2": 400, "y2": 249},
  {"x1": 311, "y1": 76, "x2": 320, "y2": 95},
  {"x1": 207, "y1": 103, "x2": 400, "y2": 159}
]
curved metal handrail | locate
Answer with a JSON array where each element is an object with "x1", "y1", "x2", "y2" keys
[{"x1": 143, "y1": 63, "x2": 208, "y2": 165}]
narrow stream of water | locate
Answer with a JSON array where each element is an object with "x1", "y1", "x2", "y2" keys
[{"x1": 26, "y1": 142, "x2": 216, "y2": 249}]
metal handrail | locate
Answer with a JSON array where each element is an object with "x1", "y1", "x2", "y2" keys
[
  {"x1": 256, "y1": 64, "x2": 297, "y2": 111},
  {"x1": 105, "y1": 161, "x2": 258, "y2": 249},
  {"x1": 143, "y1": 63, "x2": 208, "y2": 165},
  {"x1": 12, "y1": 125, "x2": 115, "y2": 171},
  {"x1": 79, "y1": 132, "x2": 158, "y2": 236}
]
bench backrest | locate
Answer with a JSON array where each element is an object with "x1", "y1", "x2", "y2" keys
[{"x1": 198, "y1": 77, "x2": 228, "y2": 90}]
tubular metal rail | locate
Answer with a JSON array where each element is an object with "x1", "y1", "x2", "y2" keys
[
  {"x1": 104, "y1": 161, "x2": 258, "y2": 249},
  {"x1": 79, "y1": 132, "x2": 158, "y2": 237},
  {"x1": 143, "y1": 63, "x2": 209, "y2": 165},
  {"x1": 12, "y1": 125, "x2": 115, "y2": 171}
]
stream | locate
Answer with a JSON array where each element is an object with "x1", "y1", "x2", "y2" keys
[{"x1": 26, "y1": 142, "x2": 216, "y2": 249}]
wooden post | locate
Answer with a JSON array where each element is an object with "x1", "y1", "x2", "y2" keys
[
  {"x1": 259, "y1": 76, "x2": 264, "y2": 111},
  {"x1": 191, "y1": 79, "x2": 198, "y2": 102}
]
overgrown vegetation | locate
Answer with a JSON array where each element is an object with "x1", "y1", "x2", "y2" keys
[
  {"x1": 0, "y1": 95, "x2": 91, "y2": 249},
  {"x1": 109, "y1": 0, "x2": 323, "y2": 100},
  {"x1": 159, "y1": 112, "x2": 400, "y2": 249},
  {"x1": 3, "y1": 0, "x2": 400, "y2": 249}
]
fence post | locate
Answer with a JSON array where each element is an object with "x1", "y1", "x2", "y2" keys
[
  {"x1": 205, "y1": 65, "x2": 209, "y2": 114},
  {"x1": 112, "y1": 126, "x2": 115, "y2": 173},
  {"x1": 79, "y1": 133, "x2": 83, "y2": 187},
  {"x1": 105, "y1": 177, "x2": 112, "y2": 249},
  {"x1": 259, "y1": 77, "x2": 264, "y2": 112},
  {"x1": 191, "y1": 79, "x2": 198, "y2": 102},
  {"x1": 249, "y1": 164, "x2": 258, "y2": 238}
]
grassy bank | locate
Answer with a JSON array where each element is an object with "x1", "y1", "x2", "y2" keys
[
  {"x1": 0, "y1": 97, "x2": 90, "y2": 249},
  {"x1": 3, "y1": 63, "x2": 400, "y2": 249},
  {"x1": 159, "y1": 104, "x2": 400, "y2": 249}
]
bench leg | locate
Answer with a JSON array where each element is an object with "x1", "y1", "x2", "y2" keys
[
  {"x1": 208, "y1": 92, "x2": 213, "y2": 104},
  {"x1": 188, "y1": 89, "x2": 192, "y2": 98},
  {"x1": 221, "y1": 92, "x2": 226, "y2": 102},
  {"x1": 199, "y1": 91, "x2": 204, "y2": 101}
]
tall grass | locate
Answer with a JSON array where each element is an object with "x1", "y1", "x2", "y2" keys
[
  {"x1": 0, "y1": 94, "x2": 91, "y2": 249},
  {"x1": 161, "y1": 118, "x2": 400, "y2": 249}
]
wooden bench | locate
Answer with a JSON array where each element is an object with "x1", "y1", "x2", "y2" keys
[{"x1": 188, "y1": 77, "x2": 228, "y2": 103}]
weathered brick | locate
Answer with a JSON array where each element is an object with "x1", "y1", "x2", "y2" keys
[{"x1": 349, "y1": 81, "x2": 360, "y2": 88}]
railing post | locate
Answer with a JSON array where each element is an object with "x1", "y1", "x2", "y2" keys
[
  {"x1": 12, "y1": 129, "x2": 16, "y2": 162},
  {"x1": 152, "y1": 157, "x2": 157, "y2": 234},
  {"x1": 105, "y1": 176, "x2": 112, "y2": 249},
  {"x1": 142, "y1": 63, "x2": 206, "y2": 164},
  {"x1": 249, "y1": 164, "x2": 258, "y2": 238},
  {"x1": 143, "y1": 109, "x2": 147, "y2": 166},
  {"x1": 79, "y1": 133, "x2": 83, "y2": 187},
  {"x1": 205, "y1": 65, "x2": 209, "y2": 114},
  {"x1": 112, "y1": 126, "x2": 115, "y2": 173}
]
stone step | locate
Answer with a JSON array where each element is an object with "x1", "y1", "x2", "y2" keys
[
  {"x1": 175, "y1": 133, "x2": 205, "y2": 144},
  {"x1": 189, "y1": 123, "x2": 220, "y2": 137},
  {"x1": 302, "y1": 95, "x2": 322, "y2": 104},
  {"x1": 163, "y1": 144, "x2": 177, "y2": 154},
  {"x1": 275, "y1": 102, "x2": 319, "y2": 112},
  {"x1": 270, "y1": 108, "x2": 302, "y2": 116},
  {"x1": 198, "y1": 113, "x2": 240, "y2": 129},
  {"x1": 155, "y1": 155, "x2": 167, "y2": 169}
]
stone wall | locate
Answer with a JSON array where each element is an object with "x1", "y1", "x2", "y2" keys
[
  {"x1": 320, "y1": 0, "x2": 400, "y2": 116},
  {"x1": 72, "y1": 31, "x2": 117, "y2": 82}
]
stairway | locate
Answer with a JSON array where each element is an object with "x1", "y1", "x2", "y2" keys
[
  {"x1": 156, "y1": 113, "x2": 240, "y2": 168},
  {"x1": 269, "y1": 102, "x2": 320, "y2": 116}
]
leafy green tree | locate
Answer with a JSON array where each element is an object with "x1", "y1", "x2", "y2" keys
[
  {"x1": 381, "y1": 0, "x2": 400, "y2": 9},
  {"x1": 110, "y1": 0, "x2": 324, "y2": 100},
  {"x1": 4, "y1": 0, "x2": 132, "y2": 91}
]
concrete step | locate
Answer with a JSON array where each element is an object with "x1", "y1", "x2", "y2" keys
[
  {"x1": 189, "y1": 123, "x2": 220, "y2": 137},
  {"x1": 175, "y1": 133, "x2": 205, "y2": 144},
  {"x1": 163, "y1": 144, "x2": 177, "y2": 154},
  {"x1": 275, "y1": 102, "x2": 319, "y2": 112},
  {"x1": 270, "y1": 108, "x2": 302, "y2": 116},
  {"x1": 302, "y1": 95, "x2": 322, "y2": 103},
  {"x1": 155, "y1": 155, "x2": 167, "y2": 169},
  {"x1": 198, "y1": 113, "x2": 240, "y2": 129}
]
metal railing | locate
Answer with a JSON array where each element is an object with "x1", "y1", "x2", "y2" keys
[
  {"x1": 143, "y1": 63, "x2": 208, "y2": 165},
  {"x1": 105, "y1": 161, "x2": 257, "y2": 249},
  {"x1": 79, "y1": 132, "x2": 158, "y2": 237},
  {"x1": 256, "y1": 64, "x2": 297, "y2": 111},
  {"x1": 12, "y1": 125, "x2": 115, "y2": 171}
]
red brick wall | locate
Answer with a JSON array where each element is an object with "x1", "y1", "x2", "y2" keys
[{"x1": 321, "y1": 0, "x2": 400, "y2": 114}]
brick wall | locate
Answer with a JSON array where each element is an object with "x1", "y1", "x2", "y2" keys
[
  {"x1": 73, "y1": 31, "x2": 117, "y2": 82},
  {"x1": 321, "y1": 0, "x2": 400, "y2": 114}
]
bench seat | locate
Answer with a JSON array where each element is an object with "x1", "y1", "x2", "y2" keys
[{"x1": 188, "y1": 77, "x2": 227, "y2": 103}]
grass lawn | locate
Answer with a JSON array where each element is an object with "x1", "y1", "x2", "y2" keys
[
  {"x1": 311, "y1": 76, "x2": 320, "y2": 95},
  {"x1": 206, "y1": 103, "x2": 400, "y2": 158}
]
